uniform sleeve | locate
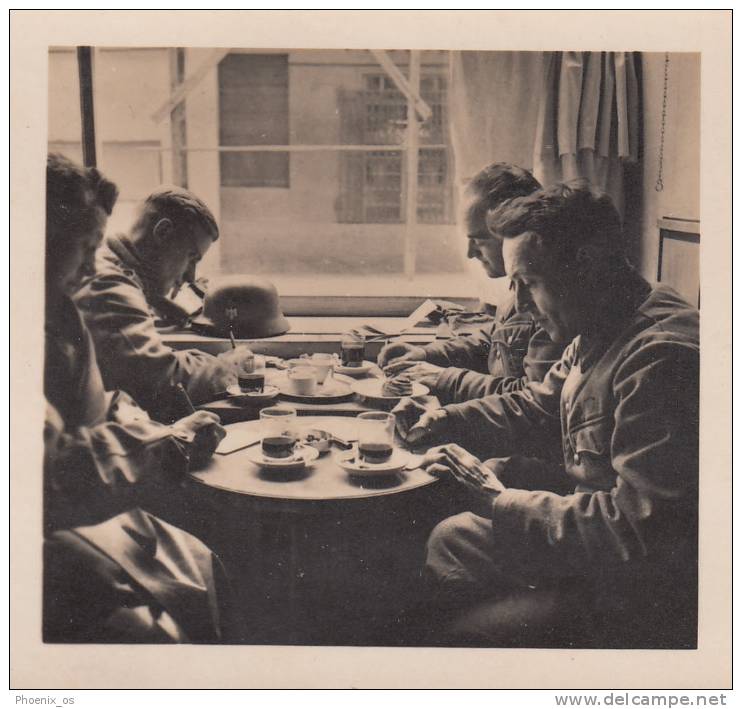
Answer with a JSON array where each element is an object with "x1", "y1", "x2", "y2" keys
[
  {"x1": 440, "y1": 340, "x2": 574, "y2": 458},
  {"x1": 434, "y1": 327, "x2": 566, "y2": 404},
  {"x1": 43, "y1": 398, "x2": 193, "y2": 532},
  {"x1": 421, "y1": 324, "x2": 494, "y2": 372},
  {"x1": 76, "y1": 274, "x2": 235, "y2": 417},
  {"x1": 489, "y1": 340, "x2": 699, "y2": 584}
]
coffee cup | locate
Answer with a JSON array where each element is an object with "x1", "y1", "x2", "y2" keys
[
  {"x1": 308, "y1": 353, "x2": 335, "y2": 384},
  {"x1": 287, "y1": 366, "x2": 317, "y2": 396}
]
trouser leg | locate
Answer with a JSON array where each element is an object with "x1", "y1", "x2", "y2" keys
[{"x1": 424, "y1": 511, "x2": 527, "y2": 608}]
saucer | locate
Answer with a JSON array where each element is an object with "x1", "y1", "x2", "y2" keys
[
  {"x1": 334, "y1": 360, "x2": 376, "y2": 377},
  {"x1": 338, "y1": 449, "x2": 409, "y2": 478},
  {"x1": 226, "y1": 384, "x2": 280, "y2": 405},
  {"x1": 246, "y1": 444, "x2": 320, "y2": 471},
  {"x1": 276, "y1": 373, "x2": 355, "y2": 403}
]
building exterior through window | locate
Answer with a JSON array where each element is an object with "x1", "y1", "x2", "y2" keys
[{"x1": 48, "y1": 48, "x2": 480, "y2": 299}]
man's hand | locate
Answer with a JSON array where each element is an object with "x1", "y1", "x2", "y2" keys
[
  {"x1": 216, "y1": 345, "x2": 253, "y2": 372},
  {"x1": 171, "y1": 411, "x2": 226, "y2": 469},
  {"x1": 421, "y1": 443, "x2": 506, "y2": 515},
  {"x1": 391, "y1": 396, "x2": 433, "y2": 437},
  {"x1": 377, "y1": 341, "x2": 426, "y2": 369},
  {"x1": 383, "y1": 360, "x2": 445, "y2": 387}
]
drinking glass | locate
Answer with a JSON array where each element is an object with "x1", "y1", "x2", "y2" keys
[
  {"x1": 357, "y1": 411, "x2": 395, "y2": 464},
  {"x1": 341, "y1": 332, "x2": 365, "y2": 367},
  {"x1": 260, "y1": 406, "x2": 298, "y2": 458}
]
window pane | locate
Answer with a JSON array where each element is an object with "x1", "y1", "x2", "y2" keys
[
  {"x1": 48, "y1": 49, "x2": 83, "y2": 168},
  {"x1": 48, "y1": 48, "x2": 472, "y2": 298},
  {"x1": 218, "y1": 54, "x2": 290, "y2": 188}
]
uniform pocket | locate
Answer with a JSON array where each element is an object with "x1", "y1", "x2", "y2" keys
[
  {"x1": 567, "y1": 415, "x2": 615, "y2": 488},
  {"x1": 571, "y1": 415, "x2": 611, "y2": 455},
  {"x1": 491, "y1": 323, "x2": 533, "y2": 378}
]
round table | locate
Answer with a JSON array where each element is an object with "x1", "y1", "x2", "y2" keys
[
  {"x1": 185, "y1": 416, "x2": 441, "y2": 645},
  {"x1": 190, "y1": 416, "x2": 437, "y2": 509}
]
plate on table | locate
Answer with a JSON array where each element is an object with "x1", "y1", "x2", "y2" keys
[
  {"x1": 276, "y1": 373, "x2": 355, "y2": 403},
  {"x1": 337, "y1": 449, "x2": 409, "y2": 478},
  {"x1": 351, "y1": 378, "x2": 429, "y2": 402},
  {"x1": 245, "y1": 444, "x2": 320, "y2": 471},
  {"x1": 226, "y1": 384, "x2": 280, "y2": 406},
  {"x1": 334, "y1": 360, "x2": 376, "y2": 377}
]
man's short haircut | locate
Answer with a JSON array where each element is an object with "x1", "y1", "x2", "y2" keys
[
  {"x1": 487, "y1": 180, "x2": 624, "y2": 271},
  {"x1": 134, "y1": 186, "x2": 219, "y2": 241},
  {"x1": 465, "y1": 163, "x2": 542, "y2": 234},
  {"x1": 46, "y1": 152, "x2": 119, "y2": 254}
]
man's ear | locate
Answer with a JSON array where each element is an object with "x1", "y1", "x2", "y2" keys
[
  {"x1": 151, "y1": 218, "x2": 174, "y2": 246},
  {"x1": 575, "y1": 243, "x2": 600, "y2": 279}
]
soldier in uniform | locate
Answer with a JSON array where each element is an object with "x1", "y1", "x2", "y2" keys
[
  {"x1": 44, "y1": 153, "x2": 240, "y2": 643},
  {"x1": 378, "y1": 163, "x2": 565, "y2": 405},
  {"x1": 75, "y1": 186, "x2": 239, "y2": 421},
  {"x1": 411, "y1": 183, "x2": 699, "y2": 648}
]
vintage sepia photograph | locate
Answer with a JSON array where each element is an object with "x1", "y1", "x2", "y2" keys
[{"x1": 10, "y1": 10, "x2": 731, "y2": 691}]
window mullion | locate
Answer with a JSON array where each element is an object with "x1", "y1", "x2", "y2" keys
[{"x1": 403, "y1": 50, "x2": 421, "y2": 280}]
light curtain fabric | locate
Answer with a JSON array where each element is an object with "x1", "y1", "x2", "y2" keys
[
  {"x1": 533, "y1": 51, "x2": 641, "y2": 217},
  {"x1": 450, "y1": 51, "x2": 641, "y2": 219},
  {"x1": 449, "y1": 51, "x2": 543, "y2": 186}
]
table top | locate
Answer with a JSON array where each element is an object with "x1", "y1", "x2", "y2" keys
[
  {"x1": 198, "y1": 366, "x2": 393, "y2": 422},
  {"x1": 189, "y1": 416, "x2": 437, "y2": 504}
]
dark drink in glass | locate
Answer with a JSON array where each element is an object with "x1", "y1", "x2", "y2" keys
[
  {"x1": 341, "y1": 334, "x2": 365, "y2": 367},
  {"x1": 356, "y1": 411, "x2": 395, "y2": 465},
  {"x1": 260, "y1": 406, "x2": 298, "y2": 459},
  {"x1": 358, "y1": 441, "x2": 393, "y2": 464},
  {"x1": 239, "y1": 372, "x2": 264, "y2": 392},
  {"x1": 261, "y1": 435, "x2": 296, "y2": 458}
]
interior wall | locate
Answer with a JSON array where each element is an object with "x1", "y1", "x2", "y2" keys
[{"x1": 639, "y1": 52, "x2": 700, "y2": 281}]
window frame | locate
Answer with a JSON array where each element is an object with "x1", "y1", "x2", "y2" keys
[{"x1": 64, "y1": 47, "x2": 484, "y2": 317}]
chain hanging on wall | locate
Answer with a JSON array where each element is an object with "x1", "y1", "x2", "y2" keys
[{"x1": 655, "y1": 52, "x2": 670, "y2": 192}]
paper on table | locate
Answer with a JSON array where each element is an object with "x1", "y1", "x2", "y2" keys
[
  {"x1": 355, "y1": 299, "x2": 439, "y2": 340},
  {"x1": 215, "y1": 428, "x2": 262, "y2": 455}
]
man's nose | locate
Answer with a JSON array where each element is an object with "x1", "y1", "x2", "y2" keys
[
  {"x1": 183, "y1": 261, "x2": 197, "y2": 284},
  {"x1": 514, "y1": 285, "x2": 534, "y2": 314},
  {"x1": 466, "y1": 241, "x2": 479, "y2": 260},
  {"x1": 81, "y1": 254, "x2": 96, "y2": 278}
]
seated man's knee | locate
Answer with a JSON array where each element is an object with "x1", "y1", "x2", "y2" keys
[
  {"x1": 425, "y1": 512, "x2": 494, "y2": 588},
  {"x1": 426, "y1": 513, "x2": 479, "y2": 562}
]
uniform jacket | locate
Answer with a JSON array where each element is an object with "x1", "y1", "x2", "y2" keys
[
  {"x1": 443, "y1": 273, "x2": 699, "y2": 617},
  {"x1": 75, "y1": 234, "x2": 234, "y2": 420},
  {"x1": 43, "y1": 296, "x2": 234, "y2": 642},
  {"x1": 421, "y1": 294, "x2": 565, "y2": 404}
]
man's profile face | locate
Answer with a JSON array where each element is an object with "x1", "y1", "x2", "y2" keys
[
  {"x1": 503, "y1": 233, "x2": 580, "y2": 343},
  {"x1": 154, "y1": 221, "x2": 215, "y2": 297},
  {"x1": 461, "y1": 192, "x2": 505, "y2": 278},
  {"x1": 52, "y1": 205, "x2": 107, "y2": 297}
]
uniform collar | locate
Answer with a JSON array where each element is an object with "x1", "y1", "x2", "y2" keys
[
  {"x1": 106, "y1": 233, "x2": 161, "y2": 298},
  {"x1": 577, "y1": 264, "x2": 652, "y2": 368}
]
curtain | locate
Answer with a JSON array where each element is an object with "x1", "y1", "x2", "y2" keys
[
  {"x1": 450, "y1": 50, "x2": 642, "y2": 219},
  {"x1": 449, "y1": 51, "x2": 543, "y2": 187},
  {"x1": 533, "y1": 51, "x2": 641, "y2": 217}
]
